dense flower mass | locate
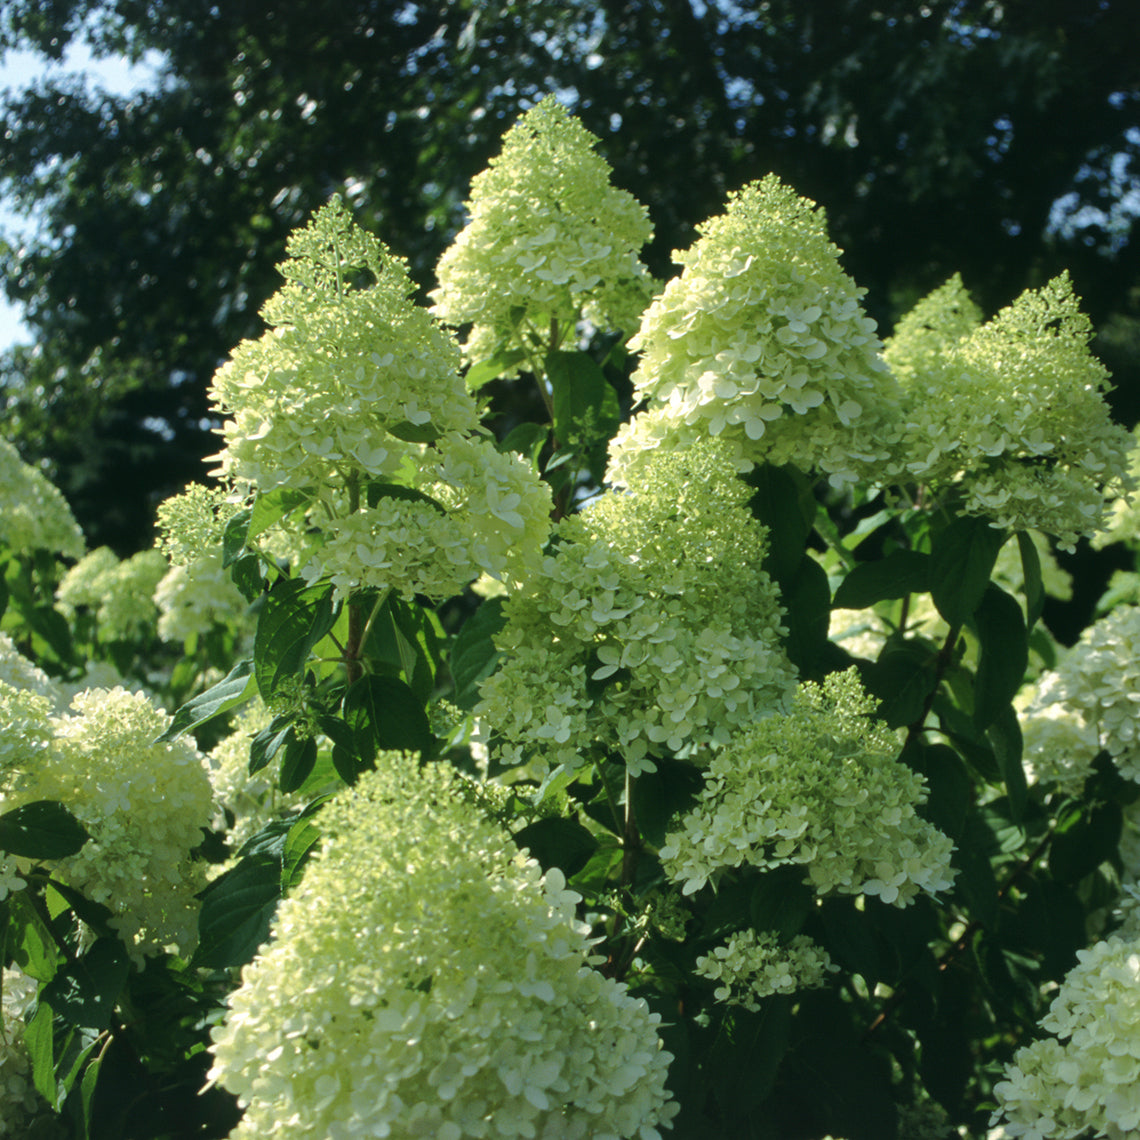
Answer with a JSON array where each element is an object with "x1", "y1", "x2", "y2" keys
[
  {"x1": 431, "y1": 96, "x2": 655, "y2": 373},
  {"x1": 1017, "y1": 604, "x2": 1140, "y2": 785},
  {"x1": 695, "y1": 931, "x2": 835, "y2": 1011},
  {"x1": 0, "y1": 438, "x2": 85, "y2": 561},
  {"x1": 56, "y1": 546, "x2": 167, "y2": 642},
  {"x1": 208, "y1": 757, "x2": 677, "y2": 1139},
  {"x1": 660, "y1": 669, "x2": 956, "y2": 905},
  {"x1": 7, "y1": 687, "x2": 214, "y2": 960},
  {"x1": 991, "y1": 935, "x2": 1140, "y2": 1139},
  {"x1": 0, "y1": 970, "x2": 48, "y2": 1137},
  {"x1": 609, "y1": 175, "x2": 898, "y2": 489},
  {"x1": 476, "y1": 440, "x2": 796, "y2": 775},
  {"x1": 208, "y1": 197, "x2": 551, "y2": 601},
  {"x1": 884, "y1": 272, "x2": 1134, "y2": 548}
]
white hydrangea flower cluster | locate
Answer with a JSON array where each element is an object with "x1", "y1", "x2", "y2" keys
[
  {"x1": 0, "y1": 632, "x2": 59, "y2": 704},
  {"x1": 154, "y1": 484, "x2": 249, "y2": 643},
  {"x1": 884, "y1": 273, "x2": 1134, "y2": 550},
  {"x1": 208, "y1": 757, "x2": 677, "y2": 1140},
  {"x1": 1018, "y1": 604, "x2": 1140, "y2": 785},
  {"x1": 0, "y1": 438, "x2": 85, "y2": 561},
  {"x1": 208, "y1": 197, "x2": 551, "y2": 602},
  {"x1": 477, "y1": 441, "x2": 796, "y2": 775},
  {"x1": 0, "y1": 679, "x2": 54, "y2": 789},
  {"x1": 1093, "y1": 423, "x2": 1140, "y2": 550},
  {"x1": 609, "y1": 175, "x2": 899, "y2": 490},
  {"x1": 1016, "y1": 687, "x2": 1100, "y2": 797},
  {"x1": 660, "y1": 669, "x2": 956, "y2": 905},
  {"x1": 991, "y1": 935, "x2": 1140, "y2": 1139},
  {"x1": 7, "y1": 687, "x2": 215, "y2": 961},
  {"x1": 431, "y1": 96, "x2": 655, "y2": 373},
  {"x1": 56, "y1": 546, "x2": 166, "y2": 642},
  {"x1": 208, "y1": 700, "x2": 303, "y2": 853},
  {"x1": 695, "y1": 930, "x2": 836, "y2": 1012}
]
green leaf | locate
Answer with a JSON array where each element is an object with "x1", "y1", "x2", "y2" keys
[
  {"x1": 499, "y1": 421, "x2": 549, "y2": 466},
  {"x1": 342, "y1": 674, "x2": 434, "y2": 759},
  {"x1": 464, "y1": 350, "x2": 527, "y2": 391},
  {"x1": 249, "y1": 486, "x2": 311, "y2": 539},
  {"x1": 254, "y1": 577, "x2": 339, "y2": 698},
  {"x1": 865, "y1": 636, "x2": 941, "y2": 729},
  {"x1": 513, "y1": 817, "x2": 597, "y2": 878},
  {"x1": 1017, "y1": 531, "x2": 1045, "y2": 629},
  {"x1": 222, "y1": 506, "x2": 252, "y2": 567},
  {"x1": 281, "y1": 812, "x2": 324, "y2": 890},
  {"x1": 249, "y1": 714, "x2": 293, "y2": 775},
  {"x1": 832, "y1": 550, "x2": 930, "y2": 610},
  {"x1": 905, "y1": 741, "x2": 971, "y2": 841},
  {"x1": 0, "y1": 800, "x2": 88, "y2": 858},
  {"x1": 1048, "y1": 800, "x2": 1122, "y2": 883},
  {"x1": 987, "y1": 704, "x2": 1027, "y2": 821},
  {"x1": 365, "y1": 480, "x2": 447, "y2": 513},
  {"x1": 193, "y1": 853, "x2": 282, "y2": 970},
  {"x1": 41, "y1": 937, "x2": 128, "y2": 1033},
  {"x1": 778, "y1": 553, "x2": 841, "y2": 679},
  {"x1": 230, "y1": 552, "x2": 264, "y2": 601},
  {"x1": 747, "y1": 463, "x2": 817, "y2": 583},
  {"x1": 278, "y1": 732, "x2": 318, "y2": 794},
  {"x1": 972, "y1": 584, "x2": 1028, "y2": 731},
  {"x1": 631, "y1": 758, "x2": 705, "y2": 849},
  {"x1": 26, "y1": 1000, "x2": 57, "y2": 1107},
  {"x1": 8, "y1": 891, "x2": 64, "y2": 982},
  {"x1": 159, "y1": 658, "x2": 255, "y2": 742},
  {"x1": 389, "y1": 418, "x2": 442, "y2": 443},
  {"x1": 929, "y1": 516, "x2": 1007, "y2": 627},
  {"x1": 749, "y1": 866, "x2": 814, "y2": 939},
  {"x1": 546, "y1": 350, "x2": 621, "y2": 446},
  {"x1": 708, "y1": 998, "x2": 793, "y2": 1117},
  {"x1": 318, "y1": 713, "x2": 362, "y2": 785},
  {"x1": 450, "y1": 597, "x2": 506, "y2": 709},
  {"x1": 567, "y1": 842, "x2": 623, "y2": 896}
]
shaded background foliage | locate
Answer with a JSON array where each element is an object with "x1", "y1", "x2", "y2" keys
[{"x1": 1, "y1": 0, "x2": 1139, "y2": 632}]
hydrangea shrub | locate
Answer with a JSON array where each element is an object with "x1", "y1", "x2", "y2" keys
[{"x1": 2, "y1": 99, "x2": 1140, "y2": 1140}]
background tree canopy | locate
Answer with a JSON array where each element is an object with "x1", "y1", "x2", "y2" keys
[{"x1": 2, "y1": 0, "x2": 1139, "y2": 626}]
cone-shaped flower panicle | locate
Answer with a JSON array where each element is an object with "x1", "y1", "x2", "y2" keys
[
  {"x1": 476, "y1": 439, "x2": 796, "y2": 776},
  {"x1": 208, "y1": 197, "x2": 552, "y2": 601},
  {"x1": 432, "y1": 96, "x2": 655, "y2": 375},
  {"x1": 884, "y1": 272, "x2": 1134, "y2": 549},
  {"x1": 660, "y1": 669, "x2": 956, "y2": 905},
  {"x1": 208, "y1": 756, "x2": 677, "y2": 1140},
  {"x1": 612, "y1": 175, "x2": 898, "y2": 489},
  {"x1": 0, "y1": 437, "x2": 85, "y2": 562}
]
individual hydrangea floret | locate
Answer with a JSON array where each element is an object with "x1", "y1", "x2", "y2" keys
[
  {"x1": 208, "y1": 197, "x2": 552, "y2": 601},
  {"x1": 56, "y1": 546, "x2": 166, "y2": 642},
  {"x1": 0, "y1": 437, "x2": 85, "y2": 562},
  {"x1": 613, "y1": 175, "x2": 900, "y2": 489},
  {"x1": 695, "y1": 930, "x2": 836, "y2": 1012},
  {"x1": 884, "y1": 272, "x2": 1134, "y2": 549},
  {"x1": 7, "y1": 687, "x2": 215, "y2": 961},
  {"x1": 660, "y1": 669, "x2": 956, "y2": 905},
  {"x1": 477, "y1": 440, "x2": 796, "y2": 776},
  {"x1": 432, "y1": 96, "x2": 655, "y2": 376},
  {"x1": 991, "y1": 935, "x2": 1140, "y2": 1139},
  {"x1": 208, "y1": 756, "x2": 677, "y2": 1140}
]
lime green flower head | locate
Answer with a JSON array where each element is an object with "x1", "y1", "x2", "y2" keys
[
  {"x1": 0, "y1": 438, "x2": 85, "y2": 561},
  {"x1": 56, "y1": 546, "x2": 166, "y2": 642},
  {"x1": 209, "y1": 199, "x2": 552, "y2": 601},
  {"x1": 885, "y1": 272, "x2": 1134, "y2": 549},
  {"x1": 621, "y1": 175, "x2": 900, "y2": 488},
  {"x1": 208, "y1": 756, "x2": 677, "y2": 1140},
  {"x1": 432, "y1": 96, "x2": 655, "y2": 376},
  {"x1": 660, "y1": 668, "x2": 956, "y2": 906},
  {"x1": 477, "y1": 439, "x2": 796, "y2": 776},
  {"x1": 695, "y1": 931, "x2": 836, "y2": 1013},
  {"x1": 7, "y1": 687, "x2": 214, "y2": 961},
  {"x1": 991, "y1": 935, "x2": 1140, "y2": 1139}
]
